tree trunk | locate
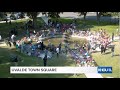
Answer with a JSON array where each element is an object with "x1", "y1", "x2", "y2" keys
[
  {"x1": 96, "y1": 12, "x2": 100, "y2": 24},
  {"x1": 33, "y1": 17, "x2": 37, "y2": 29},
  {"x1": 83, "y1": 14, "x2": 86, "y2": 20}
]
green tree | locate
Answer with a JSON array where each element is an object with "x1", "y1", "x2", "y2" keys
[
  {"x1": 96, "y1": 12, "x2": 119, "y2": 23},
  {"x1": 0, "y1": 12, "x2": 5, "y2": 18},
  {"x1": 78, "y1": 12, "x2": 87, "y2": 20},
  {"x1": 96, "y1": 12, "x2": 106, "y2": 23},
  {"x1": 42, "y1": 12, "x2": 62, "y2": 18},
  {"x1": 27, "y1": 12, "x2": 40, "y2": 29}
]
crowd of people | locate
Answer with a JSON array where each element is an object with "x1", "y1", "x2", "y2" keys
[
  {"x1": 65, "y1": 28, "x2": 117, "y2": 67},
  {"x1": 69, "y1": 48, "x2": 96, "y2": 67},
  {"x1": 72, "y1": 28, "x2": 115, "y2": 54},
  {"x1": 13, "y1": 30, "x2": 64, "y2": 66},
  {"x1": 1, "y1": 18, "x2": 118, "y2": 66},
  {"x1": 47, "y1": 19, "x2": 77, "y2": 34}
]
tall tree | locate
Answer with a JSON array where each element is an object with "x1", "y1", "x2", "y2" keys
[
  {"x1": 96, "y1": 12, "x2": 100, "y2": 22},
  {"x1": 96, "y1": 12, "x2": 107, "y2": 23},
  {"x1": 0, "y1": 12, "x2": 4, "y2": 18},
  {"x1": 78, "y1": 12, "x2": 87, "y2": 20},
  {"x1": 48, "y1": 12, "x2": 61, "y2": 18},
  {"x1": 42, "y1": 12, "x2": 62, "y2": 18},
  {"x1": 27, "y1": 12, "x2": 40, "y2": 29}
]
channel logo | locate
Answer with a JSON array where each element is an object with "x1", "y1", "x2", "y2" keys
[{"x1": 97, "y1": 67, "x2": 112, "y2": 73}]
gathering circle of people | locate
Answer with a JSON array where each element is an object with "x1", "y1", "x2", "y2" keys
[{"x1": 1, "y1": 19, "x2": 119, "y2": 66}]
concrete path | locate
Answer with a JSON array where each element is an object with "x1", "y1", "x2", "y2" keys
[
  {"x1": 41, "y1": 16, "x2": 48, "y2": 25},
  {"x1": 85, "y1": 73, "x2": 103, "y2": 78}
]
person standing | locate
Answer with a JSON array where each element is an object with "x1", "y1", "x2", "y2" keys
[
  {"x1": 43, "y1": 54, "x2": 47, "y2": 66},
  {"x1": 11, "y1": 34, "x2": 16, "y2": 46},
  {"x1": 111, "y1": 43, "x2": 115, "y2": 57},
  {"x1": 112, "y1": 33, "x2": 114, "y2": 42},
  {"x1": 33, "y1": 30, "x2": 36, "y2": 35},
  {"x1": 56, "y1": 47, "x2": 59, "y2": 57},
  {"x1": 14, "y1": 55, "x2": 18, "y2": 66},
  {"x1": 101, "y1": 44, "x2": 104, "y2": 54},
  {"x1": 0, "y1": 34, "x2": 2, "y2": 41},
  {"x1": 87, "y1": 42, "x2": 91, "y2": 53},
  {"x1": 58, "y1": 43, "x2": 62, "y2": 53},
  {"x1": 44, "y1": 48, "x2": 48, "y2": 56},
  {"x1": 41, "y1": 41, "x2": 44, "y2": 50},
  {"x1": 8, "y1": 40, "x2": 12, "y2": 47},
  {"x1": 11, "y1": 34, "x2": 15, "y2": 42},
  {"x1": 103, "y1": 43, "x2": 107, "y2": 54},
  {"x1": 9, "y1": 20, "x2": 11, "y2": 25}
]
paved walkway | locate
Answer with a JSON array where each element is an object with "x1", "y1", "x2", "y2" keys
[
  {"x1": 85, "y1": 73, "x2": 103, "y2": 78},
  {"x1": 41, "y1": 16, "x2": 48, "y2": 25},
  {"x1": 0, "y1": 17, "x2": 29, "y2": 24},
  {"x1": 0, "y1": 41, "x2": 6, "y2": 47}
]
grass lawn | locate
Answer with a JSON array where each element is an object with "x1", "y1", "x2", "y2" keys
[
  {"x1": 92, "y1": 41, "x2": 120, "y2": 78},
  {"x1": 0, "y1": 18, "x2": 44, "y2": 38},
  {"x1": 0, "y1": 42, "x2": 86, "y2": 78},
  {"x1": 53, "y1": 18, "x2": 119, "y2": 35},
  {"x1": 0, "y1": 18, "x2": 119, "y2": 78},
  {"x1": 0, "y1": 19, "x2": 28, "y2": 38}
]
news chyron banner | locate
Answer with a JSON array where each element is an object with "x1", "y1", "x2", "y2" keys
[{"x1": 10, "y1": 66, "x2": 112, "y2": 74}]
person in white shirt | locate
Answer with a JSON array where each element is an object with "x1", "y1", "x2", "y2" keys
[
  {"x1": 56, "y1": 47, "x2": 59, "y2": 57},
  {"x1": 33, "y1": 30, "x2": 36, "y2": 34},
  {"x1": 27, "y1": 37, "x2": 31, "y2": 42},
  {"x1": 11, "y1": 34, "x2": 15, "y2": 42},
  {"x1": 0, "y1": 35, "x2": 2, "y2": 41}
]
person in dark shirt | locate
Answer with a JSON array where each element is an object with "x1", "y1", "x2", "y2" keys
[
  {"x1": 41, "y1": 41, "x2": 44, "y2": 50},
  {"x1": 112, "y1": 33, "x2": 114, "y2": 42},
  {"x1": 87, "y1": 42, "x2": 91, "y2": 53},
  {"x1": 101, "y1": 44, "x2": 104, "y2": 54},
  {"x1": 56, "y1": 47, "x2": 59, "y2": 57},
  {"x1": 7, "y1": 39, "x2": 12, "y2": 47},
  {"x1": 9, "y1": 20, "x2": 11, "y2": 25},
  {"x1": 103, "y1": 44, "x2": 107, "y2": 54},
  {"x1": 11, "y1": 55, "x2": 18, "y2": 66},
  {"x1": 44, "y1": 48, "x2": 48, "y2": 56},
  {"x1": 43, "y1": 54, "x2": 47, "y2": 66},
  {"x1": 111, "y1": 44, "x2": 115, "y2": 57},
  {"x1": 58, "y1": 43, "x2": 62, "y2": 54},
  {"x1": 13, "y1": 41, "x2": 16, "y2": 46}
]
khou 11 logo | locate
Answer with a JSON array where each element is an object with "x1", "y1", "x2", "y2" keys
[{"x1": 97, "y1": 67, "x2": 112, "y2": 73}]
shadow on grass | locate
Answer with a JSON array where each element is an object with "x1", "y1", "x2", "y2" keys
[
  {"x1": 0, "y1": 46, "x2": 85, "y2": 78},
  {"x1": 114, "y1": 54, "x2": 120, "y2": 57},
  {"x1": 105, "y1": 52, "x2": 120, "y2": 57},
  {"x1": 105, "y1": 52, "x2": 111, "y2": 54}
]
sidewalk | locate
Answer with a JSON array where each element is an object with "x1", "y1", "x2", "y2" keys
[
  {"x1": 85, "y1": 73, "x2": 103, "y2": 78},
  {"x1": 0, "y1": 17, "x2": 29, "y2": 24}
]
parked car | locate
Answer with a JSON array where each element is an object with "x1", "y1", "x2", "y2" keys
[
  {"x1": 10, "y1": 14, "x2": 17, "y2": 20},
  {"x1": 2, "y1": 16, "x2": 11, "y2": 21}
]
